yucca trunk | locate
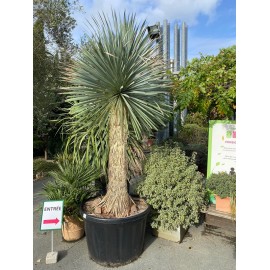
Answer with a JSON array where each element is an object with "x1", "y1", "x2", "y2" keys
[{"x1": 99, "y1": 110, "x2": 132, "y2": 217}]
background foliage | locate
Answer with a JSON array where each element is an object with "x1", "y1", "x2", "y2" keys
[
  {"x1": 172, "y1": 112, "x2": 209, "y2": 176},
  {"x1": 33, "y1": 0, "x2": 82, "y2": 159},
  {"x1": 170, "y1": 45, "x2": 236, "y2": 122}
]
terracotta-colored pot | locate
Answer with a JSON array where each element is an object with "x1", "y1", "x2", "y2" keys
[
  {"x1": 147, "y1": 139, "x2": 154, "y2": 147},
  {"x1": 215, "y1": 195, "x2": 231, "y2": 213}
]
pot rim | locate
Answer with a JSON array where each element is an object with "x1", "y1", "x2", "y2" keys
[{"x1": 80, "y1": 197, "x2": 150, "y2": 224}]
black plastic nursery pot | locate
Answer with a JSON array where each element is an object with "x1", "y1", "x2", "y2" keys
[{"x1": 81, "y1": 200, "x2": 150, "y2": 267}]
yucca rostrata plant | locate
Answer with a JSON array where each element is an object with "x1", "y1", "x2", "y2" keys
[{"x1": 62, "y1": 10, "x2": 172, "y2": 218}]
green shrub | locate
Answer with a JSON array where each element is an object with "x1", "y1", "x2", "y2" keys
[
  {"x1": 137, "y1": 144, "x2": 206, "y2": 230},
  {"x1": 182, "y1": 144, "x2": 208, "y2": 176},
  {"x1": 178, "y1": 123, "x2": 208, "y2": 146},
  {"x1": 206, "y1": 171, "x2": 236, "y2": 199},
  {"x1": 184, "y1": 112, "x2": 208, "y2": 127},
  {"x1": 33, "y1": 158, "x2": 59, "y2": 179},
  {"x1": 177, "y1": 122, "x2": 208, "y2": 176}
]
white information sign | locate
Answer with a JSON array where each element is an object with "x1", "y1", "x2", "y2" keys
[
  {"x1": 207, "y1": 120, "x2": 236, "y2": 178},
  {"x1": 40, "y1": 200, "x2": 64, "y2": 231}
]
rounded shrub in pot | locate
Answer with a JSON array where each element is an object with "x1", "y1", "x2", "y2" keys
[
  {"x1": 206, "y1": 170, "x2": 236, "y2": 215},
  {"x1": 137, "y1": 144, "x2": 206, "y2": 243}
]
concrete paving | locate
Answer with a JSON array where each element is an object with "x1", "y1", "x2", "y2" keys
[{"x1": 33, "y1": 177, "x2": 236, "y2": 270}]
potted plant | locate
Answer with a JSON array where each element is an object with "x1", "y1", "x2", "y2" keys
[
  {"x1": 206, "y1": 170, "x2": 236, "y2": 215},
  {"x1": 61, "y1": 10, "x2": 172, "y2": 266},
  {"x1": 141, "y1": 134, "x2": 156, "y2": 153},
  {"x1": 41, "y1": 154, "x2": 101, "y2": 241},
  {"x1": 137, "y1": 144, "x2": 206, "y2": 243}
]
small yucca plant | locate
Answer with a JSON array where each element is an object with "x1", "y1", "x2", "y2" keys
[{"x1": 41, "y1": 156, "x2": 102, "y2": 219}]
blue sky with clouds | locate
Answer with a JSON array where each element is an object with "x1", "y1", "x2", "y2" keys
[{"x1": 72, "y1": 0, "x2": 236, "y2": 61}]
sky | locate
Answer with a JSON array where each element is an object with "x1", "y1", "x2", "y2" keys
[{"x1": 72, "y1": 0, "x2": 236, "y2": 61}]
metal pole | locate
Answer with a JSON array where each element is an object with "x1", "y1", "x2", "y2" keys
[
  {"x1": 163, "y1": 19, "x2": 169, "y2": 68},
  {"x1": 180, "y1": 22, "x2": 188, "y2": 124},
  {"x1": 173, "y1": 22, "x2": 181, "y2": 136},
  {"x1": 181, "y1": 22, "x2": 188, "y2": 68},
  {"x1": 157, "y1": 22, "x2": 162, "y2": 58},
  {"x1": 163, "y1": 19, "x2": 170, "y2": 139},
  {"x1": 169, "y1": 59, "x2": 175, "y2": 137},
  {"x1": 51, "y1": 230, "x2": 54, "y2": 252},
  {"x1": 174, "y1": 23, "x2": 180, "y2": 72}
]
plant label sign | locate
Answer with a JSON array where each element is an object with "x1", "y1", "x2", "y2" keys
[
  {"x1": 40, "y1": 200, "x2": 64, "y2": 231},
  {"x1": 207, "y1": 120, "x2": 236, "y2": 178}
]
